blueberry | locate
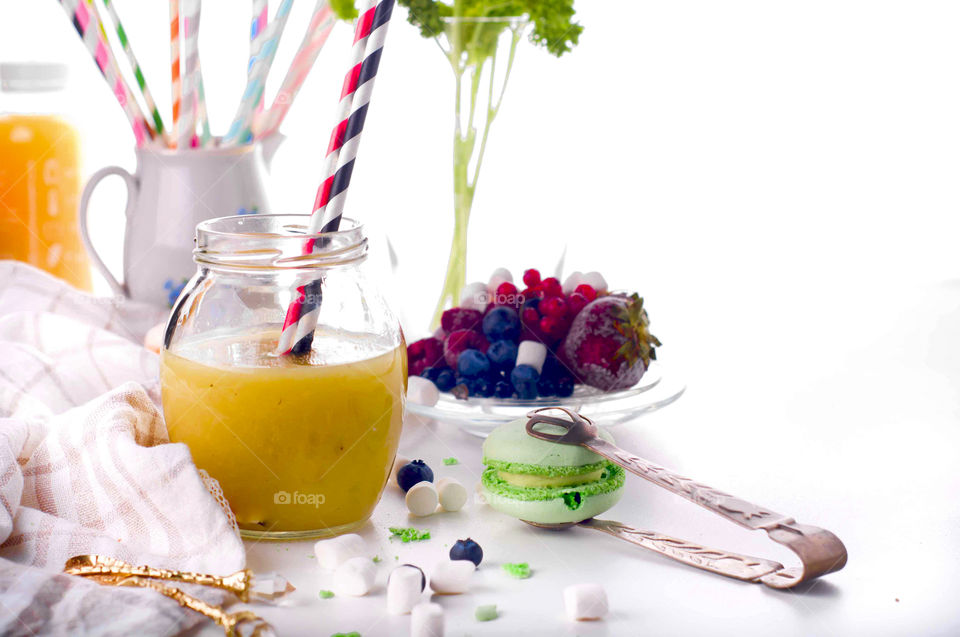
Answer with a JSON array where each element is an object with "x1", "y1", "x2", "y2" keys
[
  {"x1": 396, "y1": 460, "x2": 434, "y2": 492},
  {"x1": 435, "y1": 369, "x2": 456, "y2": 392},
  {"x1": 537, "y1": 377, "x2": 557, "y2": 397},
  {"x1": 475, "y1": 378, "x2": 494, "y2": 398},
  {"x1": 510, "y1": 364, "x2": 540, "y2": 400},
  {"x1": 449, "y1": 538, "x2": 483, "y2": 567},
  {"x1": 482, "y1": 306, "x2": 521, "y2": 342},
  {"x1": 487, "y1": 340, "x2": 518, "y2": 372},
  {"x1": 522, "y1": 297, "x2": 541, "y2": 313},
  {"x1": 541, "y1": 355, "x2": 566, "y2": 381},
  {"x1": 556, "y1": 376, "x2": 575, "y2": 398},
  {"x1": 457, "y1": 349, "x2": 490, "y2": 377},
  {"x1": 494, "y1": 380, "x2": 514, "y2": 399},
  {"x1": 421, "y1": 367, "x2": 443, "y2": 383}
]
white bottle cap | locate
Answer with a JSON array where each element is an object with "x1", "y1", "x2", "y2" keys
[{"x1": 1, "y1": 63, "x2": 69, "y2": 92}]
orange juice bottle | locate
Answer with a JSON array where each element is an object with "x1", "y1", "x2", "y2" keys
[{"x1": 0, "y1": 63, "x2": 91, "y2": 290}]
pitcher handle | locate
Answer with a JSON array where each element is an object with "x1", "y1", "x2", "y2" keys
[{"x1": 79, "y1": 166, "x2": 138, "y2": 297}]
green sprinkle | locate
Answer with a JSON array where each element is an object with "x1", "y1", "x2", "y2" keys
[
  {"x1": 117, "y1": 25, "x2": 129, "y2": 48},
  {"x1": 372, "y1": 555, "x2": 382, "y2": 563},
  {"x1": 502, "y1": 562, "x2": 531, "y2": 579},
  {"x1": 442, "y1": 457, "x2": 459, "y2": 465},
  {"x1": 389, "y1": 527, "x2": 431, "y2": 543},
  {"x1": 475, "y1": 604, "x2": 498, "y2": 621},
  {"x1": 319, "y1": 590, "x2": 334, "y2": 599},
  {"x1": 330, "y1": 633, "x2": 360, "y2": 637}
]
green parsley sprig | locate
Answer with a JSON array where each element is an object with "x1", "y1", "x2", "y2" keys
[{"x1": 398, "y1": 0, "x2": 582, "y2": 57}]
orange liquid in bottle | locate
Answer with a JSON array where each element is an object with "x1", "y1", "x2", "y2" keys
[{"x1": 0, "y1": 114, "x2": 91, "y2": 290}]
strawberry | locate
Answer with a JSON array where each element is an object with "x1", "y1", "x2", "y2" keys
[{"x1": 559, "y1": 293, "x2": 660, "y2": 391}]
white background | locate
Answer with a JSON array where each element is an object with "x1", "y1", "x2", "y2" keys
[{"x1": 3, "y1": 1, "x2": 960, "y2": 635}]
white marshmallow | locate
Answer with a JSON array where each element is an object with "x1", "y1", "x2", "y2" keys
[
  {"x1": 563, "y1": 583, "x2": 609, "y2": 621},
  {"x1": 314, "y1": 533, "x2": 367, "y2": 571},
  {"x1": 405, "y1": 481, "x2": 439, "y2": 517},
  {"x1": 334, "y1": 556, "x2": 376, "y2": 596},
  {"x1": 436, "y1": 478, "x2": 467, "y2": 512},
  {"x1": 387, "y1": 565, "x2": 424, "y2": 615},
  {"x1": 516, "y1": 341, "x2": 547, "y2": 374},
  {"x1": 488, "y1": 267, "x2": 513, "y2": 292},
  {"x1": 460, "y1": 281, "x2": 489, "y2": 311},
  {"x1": 407, "y1": 376, "x2": 439, "y2": 407},
  {"x1": 562, "y1": 271, "x2": 584, "y2": 295},
  {"x1": 411, "y1": 602, "x2": 444, "y2": 637},
  {"x1": 581, "y1": 272, "x2": 608, "y2": 293},
  {"x1": 429, "y1": 560, "x2": 474, "y2": 594},
  {"x1": 143, "y1": 322, "x2": 165, "y2": 354},
  {"x1": 389, "y1": 455, "x2": 410, "y2": 488}
]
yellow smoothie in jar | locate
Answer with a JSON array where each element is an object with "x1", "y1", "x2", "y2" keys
[{"x1": 160, "y1": 329, "x2": 407, "y2": 538}]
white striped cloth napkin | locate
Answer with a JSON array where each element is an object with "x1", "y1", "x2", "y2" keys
[{"x1": 0, "y1": 262, "x2": 245, "y2": 636}]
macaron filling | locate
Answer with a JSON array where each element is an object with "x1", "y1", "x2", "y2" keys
[
  {"x1": 496, "y1": 468, "x2": 605, "y2": 489},
  {"x1": 481, "y1": 463, "x2": 624, "y2": 508}
]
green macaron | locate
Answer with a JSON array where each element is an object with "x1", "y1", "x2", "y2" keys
[{"x1": 481, "y1": 417, "x2": 625, "y2": 524}]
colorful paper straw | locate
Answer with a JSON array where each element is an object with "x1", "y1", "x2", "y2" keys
[
  {"x1": 169, "y1": 0, "x2": 181, "y2": 148},
  {"x1": 222, "y1": 0, "x2": 294, "y2": 146},
  {"x1": 195, "y1": 65, "x2": 212, "y2": 147},
  {"x1": 255, "y1": 0, "x2": 336, "y2": 139},
  {"x1": 251, "y1": 0, "x2": 269, "y2": 112},
  {"x1": 278, "y1": 0, "x2": 395, "y2": 356},
  {"x1": 179, "y1": 0, "x2": 201, "y2": 147},
  {"x1": 58, "y1": 0, "x2": 152, "y2": 146},
  {"x1": 101, "y1": 0, "x2": 169, "y2": 144}
]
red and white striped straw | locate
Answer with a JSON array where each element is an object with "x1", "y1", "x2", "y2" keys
[
  {"x1": 169, "y1": 0, "x2": 181, "y2": 148},
  {"x1": 255, "y1": 0, "x2": 336, "y2": 139},
  {"x1": 277, "y1": 0, "x2": 395, "y2": 355},
  {"x1": 58, "y1": 0, "x2": 153, "y2": 146}
]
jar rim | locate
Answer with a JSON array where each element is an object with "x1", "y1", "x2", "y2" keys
[
  {"x1": 194, "y1": 214, "x2": 367, "y2": 271},
  {"x1": 196, "y1": 214, "x2": 364, "y2": 241}
]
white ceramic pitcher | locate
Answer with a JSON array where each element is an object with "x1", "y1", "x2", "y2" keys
[{"x1": 79, "y1": 137, "x2": 281, "y2": 308}]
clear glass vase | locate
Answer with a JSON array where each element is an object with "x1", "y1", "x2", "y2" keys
[{"x1": 431, "y1": 16, "x2": 529, "y2": 327}]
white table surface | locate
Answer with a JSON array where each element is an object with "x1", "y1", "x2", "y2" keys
[{"x1": 191, "y1": 278, "x2": 960, "y2": 637}]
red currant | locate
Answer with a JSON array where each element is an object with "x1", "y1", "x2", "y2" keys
[
  {"x1": 541, "y1": 277, "x2": 563, "y2": 297},
  {"x1": 521, "y1": 285, "x2": 545, "y2": 300},
  {"x1": 522, "y1": 268, "x2": 541, "y2": 287},
  {"x1": 495, "y1": 281, "x2": 519, "y2": 305},
  {"x1": 567, "y1": 292, "x2": 589, "y2": 315},
  {"x1": 574, "y1": 284, "x2": 598, "y2": 301},
  {"x1": 521, "y1": 307, "x2": 541, "y2": 325},
  {"x1": 539, "y1": 315, "x2": 568, "y2": 340},
  {"x1": 539, "y1": 296, "x2": 568, "y2": 318}
]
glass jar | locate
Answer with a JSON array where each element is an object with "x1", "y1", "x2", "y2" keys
[
  {"x1": 160, "y1": 215, "x2": 407, "y2": 540},
  {"x1": 0, "y1": 62, "x2": 91, "y2": 289}
]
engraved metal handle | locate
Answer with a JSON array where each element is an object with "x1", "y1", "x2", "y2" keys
[
  {"x1": 115, "y1": 576, "x2": 272, "y2": 637},
  {"x1": 526, "y1": 407, "x2": 848, "y2": 589},
  {"x1": 65, "y1": 554, "x2": 254, "y2": 601},
  {"x1": 579, "y1": 518, "x2": 784, "y2": 582}
]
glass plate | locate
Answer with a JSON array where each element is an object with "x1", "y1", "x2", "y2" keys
[{"x1": 406, "y1": 361, "x2": 686, "y2": 437}]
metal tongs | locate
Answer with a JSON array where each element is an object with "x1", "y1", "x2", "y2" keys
[{"x1": 523, "y1": 407, "x2": 847, "y2": 589}]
